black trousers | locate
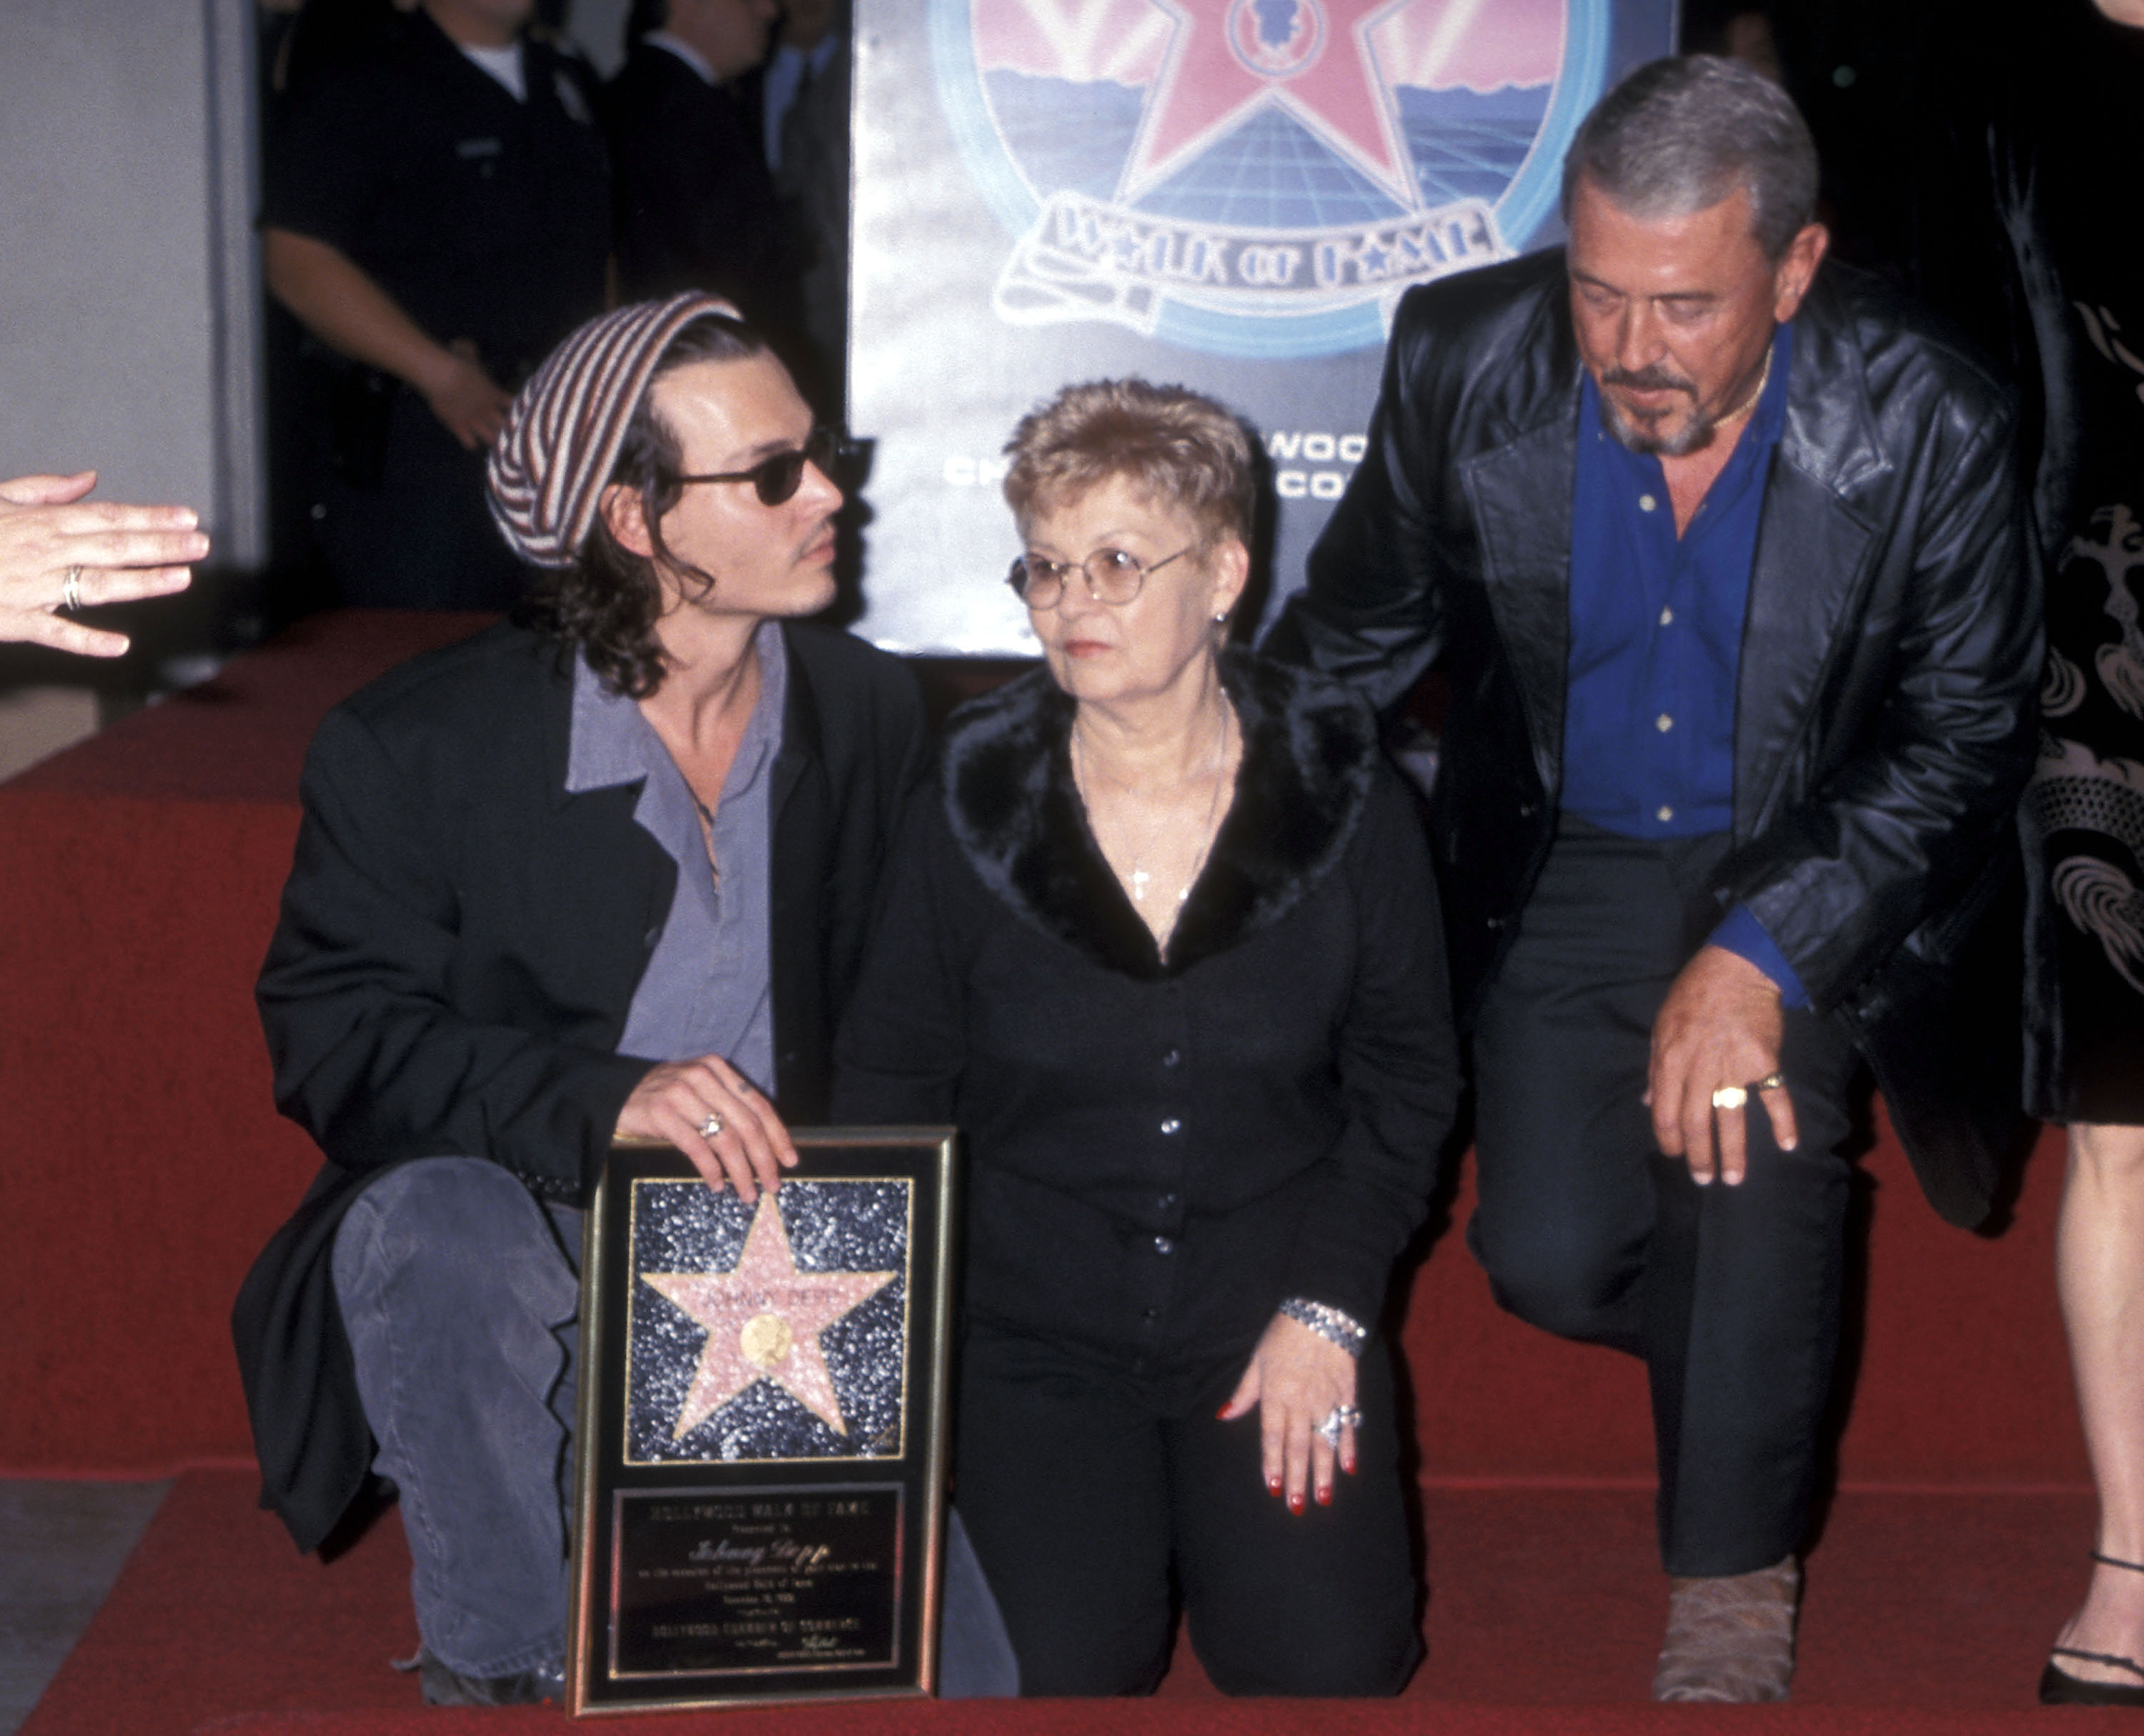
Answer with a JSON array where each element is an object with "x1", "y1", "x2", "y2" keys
[
  {"x1": 953, "y1": 1321, "x2": 1421, "y2": 1697},
  {"x1": 1469, "y1": 820, "x2": 1858, "y2": 1578}
]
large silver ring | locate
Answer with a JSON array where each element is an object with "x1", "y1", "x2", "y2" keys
[
  {"x1": 61, "y1": 566, "x2": 82, "y2": 612},
  {"x1": 1709, "y1": 1085, "x2": 1748, "y2": 1111},
  {"x1": 1315, "y1": 1404, "x2": 1364, "y2": 1447},
  {"x1": 698, "y1": 1112, "x2": 724, "y2": 1141}
]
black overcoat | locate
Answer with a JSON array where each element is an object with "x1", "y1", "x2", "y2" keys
[
  {"x1": 1266, "y1": 250, "x2": 2044, "y2": 1229},
  {"x1": 232, "y1": 621, "x2": 927, "y2": 1553}
]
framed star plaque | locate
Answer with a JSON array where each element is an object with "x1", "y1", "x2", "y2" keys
[{"x1": 566, "y1": 1129, "x2": 958, "y2": 1715}]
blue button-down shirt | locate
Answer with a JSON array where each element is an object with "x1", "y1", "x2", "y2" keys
[
  {"x1": 1560, "y1": 324, "x2": 1806, "y2": 1005},
  {"x1": 564, "y1": 627, "x2": 787, "y2": 1085}
]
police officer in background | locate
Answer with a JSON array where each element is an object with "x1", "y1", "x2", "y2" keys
[{"x1": 263, "y1": 0, "x2": 609, "y2": 610}]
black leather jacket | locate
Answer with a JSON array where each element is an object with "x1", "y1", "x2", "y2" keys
[{"x1": 1268, "y1": 249, "x2": 2042, "y2": 1227}]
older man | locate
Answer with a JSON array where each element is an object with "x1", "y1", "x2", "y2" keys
[
  {"x1": 233, "y1": 298, "x2": 934, "y2": 1704},
  {"x1": 1268, "y1": 57, "x2": 2039, "y2": 1700}
]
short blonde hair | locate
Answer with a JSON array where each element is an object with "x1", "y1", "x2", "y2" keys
[{"x1": 1002, "y1": 378, "x2": 1256, "y2": 547}]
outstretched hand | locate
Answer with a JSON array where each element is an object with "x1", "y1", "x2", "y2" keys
[
  {"x1": 1646, "y1": 943, "x2": 1797, "y2": 1186},
  {"x1": 0, "y1": 472, "x2": 204, "y2": 656},
  {"x1": 1219, "y1": 1311, "x2": 1359, "y2": 1514}
]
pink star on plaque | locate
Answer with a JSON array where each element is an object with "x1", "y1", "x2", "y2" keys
[
  {"x1": 642, "y1": 1194, "x2": 896, "y2": 1441},
  {"x1": 1123, "y1": 0, "x2": 1415, "y2": 205}
]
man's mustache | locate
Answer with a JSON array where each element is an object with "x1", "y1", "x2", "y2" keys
[{"x1": 1601, "y1": 364, "x2": 1697, "y2": 398}]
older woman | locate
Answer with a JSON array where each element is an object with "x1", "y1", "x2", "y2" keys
[{"x1": 833, "y1": 380, "x2": 1459, "y2": 1696}]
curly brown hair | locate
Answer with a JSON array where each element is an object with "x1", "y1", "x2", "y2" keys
[{"x1": 514, "y1": 313, "x2": 772, "y2": 698}]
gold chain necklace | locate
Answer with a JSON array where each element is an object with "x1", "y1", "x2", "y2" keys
[{"x1": 1717, "y1": 343, "x2": 1774, "y2": 430}]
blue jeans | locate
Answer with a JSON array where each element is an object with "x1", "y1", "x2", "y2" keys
[
  {"x1": 330, "y1": 1157, "x2": 1018, "y2": 1692},
  {"x1": 332, "y1": 1159, "x2": 580, "y2": 1680}
]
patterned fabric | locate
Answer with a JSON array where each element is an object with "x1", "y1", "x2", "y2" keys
[
  {"x1": 485, "y1": 291, "x2": 738, "y2": 567},
  {"x1": 2005, "y1": 12, "x2": 2144, "y2": 1116},
  {"x1": 2033, "y1": 507, "x2": 2144, "y2": 1001}
]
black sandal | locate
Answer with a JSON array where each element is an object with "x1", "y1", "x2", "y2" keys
[{"x1": 2042, "y1": 1552, "x2": 2144, "y2": 1707}]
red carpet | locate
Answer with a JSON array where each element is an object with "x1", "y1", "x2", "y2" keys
[
  {"x1": 0, "y1": 613, "x2": 2114, "y2": 1732},
  {"x1": 0, "y1": 608, "x2": 2089, "y2": 1491},
  {"x1": 19, "y1": 1469, "x2": 2132, "y2": 1734},
  {"x1": 0, "y1": 611, "x2": 495, "y2": 1476}
]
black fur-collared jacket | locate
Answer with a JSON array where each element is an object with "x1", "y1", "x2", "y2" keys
[{"x1": 831, "y1": 652, "x2": 1461, "y2": 1366}]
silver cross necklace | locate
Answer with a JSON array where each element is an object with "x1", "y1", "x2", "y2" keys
[{"x1": 1071, "y1": 700, "x2": 1234, "y2": 908}]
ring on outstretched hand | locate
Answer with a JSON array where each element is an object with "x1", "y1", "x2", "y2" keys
[
  {"x1": 61, "y1": 566, "x2": 82, "y2": 612},
  {"x1": 1710, "y1": 1085, "x2": 1748, "y2": 1111},
  {"x1": 1755, "y1": 1072, "x2": 1787, "y2": 1092},
  {"x1": 699, "y1": 1112, "x2": 724, "y2": 1140},
  {"x1": 1316, "y1": 1404, "x2": 1364, "y2": 1447}
]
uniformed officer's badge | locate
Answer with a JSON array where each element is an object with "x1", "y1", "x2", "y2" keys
[{"x1": 932, "y1": 0, "x2": 1616, "y2": 357}]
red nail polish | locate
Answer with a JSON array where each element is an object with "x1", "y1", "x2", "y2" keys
[
  {"x1": 1217, "y1": 1407, "x2": 1231, "y2": 1420},
  {"x1": 1342, "y1": 1457, "x2": 1357, "y2": 1477},
  {"x1": 1267, "y1": 1476, "x2": 1282, "y2": 1497},
  {"x1": 1315, "y1": 1486, "x2": 1332, "y2": 1506},
  {"x1": 1289, "y1": 1492, "x2": 1306, "y2": 1514}
]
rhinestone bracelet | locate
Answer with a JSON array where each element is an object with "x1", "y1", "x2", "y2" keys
[{"x1": 1279, "y1": 1297, "x2": 1367, "y2": 1359}]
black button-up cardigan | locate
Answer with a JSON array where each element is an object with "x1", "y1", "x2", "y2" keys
[{"x1": 832, "y1": 652, "x2": 1461, "y2": 1370}]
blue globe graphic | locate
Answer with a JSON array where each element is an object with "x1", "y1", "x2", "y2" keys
[{"x1": 931, "y1": 0, "x2": 1609, "y2": 357}]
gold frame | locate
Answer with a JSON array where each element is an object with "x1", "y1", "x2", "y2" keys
[{"x1": 567, "y1": 1129, "x2": 958, "y2": 1717}]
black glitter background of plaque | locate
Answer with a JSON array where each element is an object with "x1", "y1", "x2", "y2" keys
[{"x1": 626, "y1": 1180, "x2": 910, "y2": 1464}]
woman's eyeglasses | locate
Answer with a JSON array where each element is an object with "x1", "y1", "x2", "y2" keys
[
  {"x1": 1006, "y1": 544, "x2": 1195, "y2": 609},
  {"x1": 674, "y1": 427, "x2": 850, "y2": 506}
]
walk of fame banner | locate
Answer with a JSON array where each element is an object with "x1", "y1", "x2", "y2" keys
[
  {"x1": 567, "y1": 1131, "x2": 958, "y2": 1714},
  {"x1": 847, "y1": 0, "x2": 1677, "y2": 656}
]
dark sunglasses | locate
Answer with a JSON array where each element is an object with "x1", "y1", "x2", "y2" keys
[{"x1": 673, "y1": 426, "x2": 849, "y2": 506}]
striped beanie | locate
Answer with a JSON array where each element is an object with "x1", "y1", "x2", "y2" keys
[{"x1": 487, "y1": 292, "x2": 740, "y2": 569}]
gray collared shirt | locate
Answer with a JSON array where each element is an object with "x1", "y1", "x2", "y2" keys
[{"x1": 565, "y1": 627, "x2": 787, "y2": 1091}]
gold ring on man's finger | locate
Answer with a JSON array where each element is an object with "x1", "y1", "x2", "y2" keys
[
  {"x1": 1754, "y1": 1071, "x2": 1787, "y2": 1092},
  {"x1": 1709, "y1": 1085, "x2": 1748, "y2": 1111}
]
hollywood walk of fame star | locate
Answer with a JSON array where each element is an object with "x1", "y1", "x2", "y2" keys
[
  {"x1": 1121, "y1": 0, "x2": 1418, "y2": 208},
  {"x1": 641, "y1": 1193, "x2": 897, "y2": 1442}
]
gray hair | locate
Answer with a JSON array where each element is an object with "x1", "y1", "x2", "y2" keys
[{"x1": 1560, "y1": 56, "x2": 1818, "y2": 260}]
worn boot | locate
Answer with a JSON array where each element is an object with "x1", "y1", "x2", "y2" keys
[{"x1": 1652, "y1": 1553, "x2": 1800, "y2": 1702}]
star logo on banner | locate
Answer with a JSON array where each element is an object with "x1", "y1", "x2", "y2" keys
[
  {"x1": 1121, "y1": 0, "x2": 1416, "y2": 207},
  {"x1": 642, "y1": 1194, "x2": 897, "y2": 1442}
]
